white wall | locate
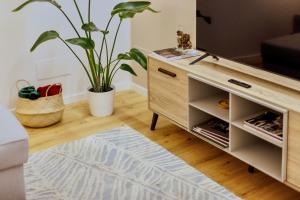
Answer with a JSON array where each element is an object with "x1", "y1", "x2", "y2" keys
[
  {"x1": 0, "y1": 0, "x2": 132, "y2": 108},
  {"x1": 131, "y1": 0, "x2": 196, "y2": 88}
]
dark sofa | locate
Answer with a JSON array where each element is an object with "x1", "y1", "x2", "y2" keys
[{"x1": 261, "y1": 15, "x2": 300, "y2": 79}]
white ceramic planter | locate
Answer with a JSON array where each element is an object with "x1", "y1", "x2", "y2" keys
[{"x1": 87, "y1": 86, "x2": 115, "y2": 117}]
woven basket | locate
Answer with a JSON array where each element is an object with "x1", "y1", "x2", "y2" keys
[{"x1": 15, "y1": 80, "x2": 65, "y2": 128}]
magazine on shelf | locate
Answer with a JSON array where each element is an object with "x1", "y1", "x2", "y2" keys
[
  {"x1": 192, "y1": 126, "x2": 229, "y2": 143},
  {"x1": 199, "y1": 130, "x2": 228, "y2": 146},
  {"x1": 201, "y1": 129, "x2": 229, "y2": 142},
  {"x1": 193, "y1": 131, "x2": 229, "y2": 148},
  {"x1": 153, "y1": 48, "x2": 199, "y2": 61},
  {"x1": 192, "y1": 118, "x2": 229, "y2": 148},
  {"x1": 243, "y1": 111, "x2": 283, "y2": 140}
]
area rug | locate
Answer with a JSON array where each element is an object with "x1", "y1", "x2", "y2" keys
[{"x1": 24, "y1": 126, "x2": 240, "y2": 200}]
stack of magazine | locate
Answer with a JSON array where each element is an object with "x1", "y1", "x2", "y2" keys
[
  {"x1": 153, "y1": 48, "x2": 199, "y2": 61},
  {"x1": 192, "y1": 118, "x2": 229, "y2": 148},
  {"x1": 243, "y1": 111, "x2": 283, "y2": 141}
]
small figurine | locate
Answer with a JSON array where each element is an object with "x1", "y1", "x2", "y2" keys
[{"x1": 177, "y1": 30, "x2": 192, "y2": 50}]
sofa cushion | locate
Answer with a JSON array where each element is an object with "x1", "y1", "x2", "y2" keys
[
  {"x1": 261, "y1": 33, "x2": 300, "y2": 66},
  {"x1": 0, "y1": 106, "x2": 28, "y2": 145},
  {"x1": 0, "y1": 141, "x2": 28, "y2": 171},
  {"x1": 0, "y1": 106, "x2": 28, "y2": 170}
]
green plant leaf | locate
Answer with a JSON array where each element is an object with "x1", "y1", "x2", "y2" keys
[
  {"x1": 82, "y1": 22, "x2": 99, "y2": 32},
  {"x1": 81, "y1": 22, "x2": 109, "y2": 35},
  {"x1": 100, "y1": 30, "x2": 109, "y2": 35},
  {"x1": 146, "y1": 7, "x2": 159, "y2": 13},
  {"x1": 30, "y1": 30, "x2": 59, "y2": 52},
  {"x1": 119, "y1": 11, "x2": 136, "y2": 19},
  {"x1": 120, "y1": 64, "x2": 137, "y2": 76},
  {"x1": 66, "y1": 38, "x2": 95, "y2": 50},
  {"x1": 112, "y1": 2, "x2": 150, "y2": 15},
  {"x1": 111, "y1": 1, "x2": 157, "y2": 19},
  {"x1": 118, "y1": 53, "x2": 132, "y2": 60},
  {"x1": 12, "y1": 0, "x2": 61, "y2": 12},
  {"x1": 129, "y1": 48, "x2": 147, "y2": 70}
]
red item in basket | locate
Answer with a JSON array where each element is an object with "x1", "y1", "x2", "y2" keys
[{"x1": 38, "y1": 84, "x2": 62, "y2": 97}]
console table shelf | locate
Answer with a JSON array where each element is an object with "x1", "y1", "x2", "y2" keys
[
  {"x1": 231, "y1": 140, "x2": 282, "y2": 181},
  {"x1": 148, "y1": 55, "x2": 300, "y2": 191},
  {"x1": 189, "y1": 93, "x2": 229, "y2": 122},
  {"x1": 232, "y1": 119, "x2": 283, "y2": 147},
  {"x1": 190, "y1": 130, "x2": 230, "y2": 152},
  {"x1": 187, "y1": 75, "x2": 287, "y2": 182}
]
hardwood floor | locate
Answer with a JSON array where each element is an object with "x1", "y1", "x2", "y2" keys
[{"x1": 25, "y1": 90, "x2": 300, "y2": 200}]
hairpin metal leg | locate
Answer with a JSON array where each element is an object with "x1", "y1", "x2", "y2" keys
[
  {"x1": 248, "y1": 165, "x2": 255, "y2": 174},
  {"x1": 151, "y1": 113, "x2": 159, "y2": 131}
]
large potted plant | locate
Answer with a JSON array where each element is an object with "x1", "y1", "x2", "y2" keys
[{"x1": 13, "y1": 0, "x2": 156, "y2": 117}]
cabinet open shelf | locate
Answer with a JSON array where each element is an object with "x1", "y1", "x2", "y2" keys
[
  {"x1": 190, "y1": 130, "x2": 230, "y2": 152},
  {"x1": 189, "y1": 93, "x2": 229, "y2": 122},
  {"x1": 189, "y1": 106, "x2": 229, "y2": 151},
  {"x1": 231, "y1": 141, "x2": 282, "y2": 180},
  {"x1": 188, "y1": 75, "x2": 287, "y2": 182},
  {"x1": 230, "y1": 126, "x2": 283, "y2": 181},
  {"x1": 232, "y1": 118, "x2": 283, "y2": 147}
]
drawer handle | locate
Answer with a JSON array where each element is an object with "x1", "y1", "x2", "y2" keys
[{"x1": 158, "y1": 68, "x2": 177, "y2": 77}]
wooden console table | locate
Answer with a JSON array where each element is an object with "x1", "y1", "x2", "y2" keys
[{"x1": 147, "y1": 52, "x2": 300, "y2": 191}]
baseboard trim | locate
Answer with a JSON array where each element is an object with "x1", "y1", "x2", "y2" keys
[
  {"x1": 9, "y1": 81, "x2": 133, "y2": 111},
  {"x1": 114, "y1": 81, "x2": 132, "y2": 92},
  {"x1": 64, "y1": 82, "x2": 147, "y2": 105},
  {"x1": 64, "y1": 81, "x2": 133, "y2": 104},
  {"x1": 63, "y1": 92, "x2": 87, "y2": 105}
]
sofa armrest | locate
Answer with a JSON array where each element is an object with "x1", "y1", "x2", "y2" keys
[
  {"x1": 293, "y1": 15, "x2": 300, "y2": 33},
  {"x1": 0, "y1": 106, "x2": 28, "y2": 170}
]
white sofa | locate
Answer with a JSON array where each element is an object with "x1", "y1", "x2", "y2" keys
[{"x1": 0, "y1": 106, "x2": 29, "y2": 200}]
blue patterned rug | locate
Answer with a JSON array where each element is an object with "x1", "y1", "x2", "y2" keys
[{"x1": 25, "y1": 126, "x2": 240, "y2": 200}]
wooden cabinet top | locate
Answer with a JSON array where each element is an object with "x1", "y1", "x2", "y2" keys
[{"x1": 149, "y1": 53, "x2": 300, "y2": 113}]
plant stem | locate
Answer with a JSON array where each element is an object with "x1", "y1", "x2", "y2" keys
[
  {"x1": 88, "y1": 0, "x2": 91, "y2": 22},
  {"x1": 109, "y1": 19, "x2": 122, "y2": 65},
  {"x1": 110, "y1": 60, "x2": 121, "y2": 75},
  {"x1": 104, "y1": 37, "x2": 109, "y2": 66},
  {"x1": 58, "y1": 8, "x2": 81, "y2": 38},
  {"x1": 88, "y1": 0, "x2": 92, "y2": 38},
  {"x1": 89, "y1": 49, "x2": 99, "y2": 90},
  {"x1": 99, "y1": 36, "x2": 109, "y2": 90},
  {"x1": 108, "y1": 60, "x2": 121, "y2": 85},
  {"x1": 109, "y1": 67, "x2": 121, "y2": 86},
  {"x1": 73, "y1": 0, "x2": 89, "y2": 38},
  {"x1": 98, "y1": 16, "x2": 114, "y2": 91},
  {"x1": 99, "y1": 16, "x2": 113, "y2": 63},
  {"x1": 71, "y1": 0, "x2": 98, "y2": 90},
  {"x1": 94, "y1": 49, "x2": 100, "y2": 59},
  {"x1": 106, "y1": 19, "x2": 122, "y2": 89},
  {"x1": 73, "y1": 0, "x2": 84, "y2": 24},
  {"x1": 58, "y1": 37, "x2": 95, "y2": 88}
]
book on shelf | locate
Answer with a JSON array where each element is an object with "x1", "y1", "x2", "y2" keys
[
  {"x1": 192, "y1": 118, "x2": 229, "y2": 148},
  {"x1": 153, "y1": 48, "x2": 199, "y2": 61},
  {"x1": 243, "y1": 111, "x2": 283, "y2": 141}
]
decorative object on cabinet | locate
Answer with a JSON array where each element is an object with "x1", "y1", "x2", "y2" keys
[
  {"x1": 154, "y1": 48, "x2": 198, "y2": 61},
  {"x1": 177, "y1": 30, "x2": 192, "y2": 50}
]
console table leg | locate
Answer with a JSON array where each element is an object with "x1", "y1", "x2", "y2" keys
[
  {"x1": 151, "y1": 113, "x2": 159, "y2": 131},
  {"x1": 248, "y1": 165, "x2": 255, "y2": 174}
]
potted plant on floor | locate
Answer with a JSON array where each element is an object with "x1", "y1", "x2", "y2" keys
[{"x1": 13, "y1": 1, "x2": 156, "y2": 117}]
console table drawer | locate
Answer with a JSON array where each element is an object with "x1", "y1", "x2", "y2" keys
[{"x1": 148, "y1": 58, "x2": 188, "y2": 127}]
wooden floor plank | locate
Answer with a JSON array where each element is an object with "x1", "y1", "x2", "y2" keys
[{"x1": 25, "y1": 90, "x2": 300, "y2": 199}]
